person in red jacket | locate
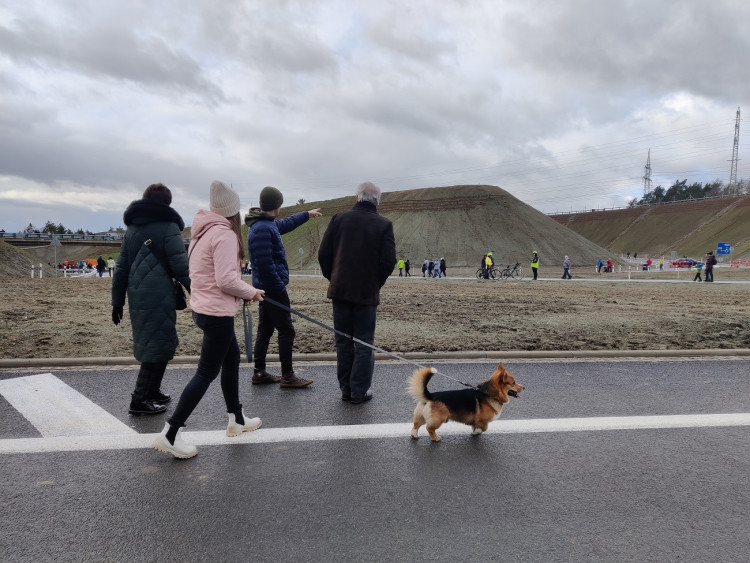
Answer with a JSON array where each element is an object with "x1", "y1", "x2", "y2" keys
[{"x1": 318, "y1": 182, "x2": 397, "y2": 404}]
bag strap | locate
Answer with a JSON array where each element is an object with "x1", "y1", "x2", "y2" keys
[{"x1": 143, "y1": 238, "x2": 177, "y2": 281}]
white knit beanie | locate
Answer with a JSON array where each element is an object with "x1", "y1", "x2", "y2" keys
[{"x1": 209, "y1": 180, "x2": 241, "y2": 217}]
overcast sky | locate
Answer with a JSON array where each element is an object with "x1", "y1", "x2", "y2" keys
[{"x1": 1, "y1": 0, "x2": 748, "y2": 233}]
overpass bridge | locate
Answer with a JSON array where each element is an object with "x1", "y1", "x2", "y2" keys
[{"x1": 0, "y1": 232, "x2": 191, "y2": 247}]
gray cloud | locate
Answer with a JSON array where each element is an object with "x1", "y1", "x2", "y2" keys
[{"x1": 0, "y1": 0, "x2": 747, "y2": 232}]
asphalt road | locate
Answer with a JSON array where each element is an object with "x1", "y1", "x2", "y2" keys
[{"x1": 1, "y1": 358, "x2": 749, "y2": 562}]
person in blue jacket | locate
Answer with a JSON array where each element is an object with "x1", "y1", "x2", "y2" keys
[{"x1": 245, "y1": 186, "x2": 322, "y2": 387}]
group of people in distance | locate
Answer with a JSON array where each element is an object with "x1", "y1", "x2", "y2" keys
[
  {"x1": 112, "y1": 181, "x2": 396, "y2": 458},
  {"x1": 421, "y1": 257, "x2": 446, "y2": 278}
]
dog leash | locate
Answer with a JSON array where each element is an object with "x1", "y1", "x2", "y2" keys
[{"x1": 258, "y1": 295, "x2": 478, "y2": 391}]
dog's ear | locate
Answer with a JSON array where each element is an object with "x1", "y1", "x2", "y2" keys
[{"x1": 496, "y1": 361, "x2": 505, "y2": 371}]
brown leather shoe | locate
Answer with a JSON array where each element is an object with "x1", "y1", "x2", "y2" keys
[
  {"x1": 280, "y1": 372, "x2": 313, "y2": 388},
  {"x1": 252, "y1": 369, "x2": 282, "y2": 385}
]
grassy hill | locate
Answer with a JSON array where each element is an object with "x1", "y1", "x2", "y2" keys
[
  {"x1": 0, "y1": 241, "x2": 122, "y2": 278},
  {"x1": 278, "y1": 185, "x2": 614, "y2": 270},
  {"x1": 550, "y1": 195, "x2": 750, "y2": 260}
]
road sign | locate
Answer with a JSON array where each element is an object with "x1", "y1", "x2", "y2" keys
[{"x1": 716, "y1": 242, "x2": 731, "y2": 255}]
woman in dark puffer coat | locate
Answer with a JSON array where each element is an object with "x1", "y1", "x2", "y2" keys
[{"x1": 112, "y1": 184, "x2": 191, "y2": 415}]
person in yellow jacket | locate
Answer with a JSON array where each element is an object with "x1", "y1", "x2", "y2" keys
[
  {"x1": 484, "y1": 252, "x2": 494, "y2": 279},
  {"x1": 531, "y1": 251, "x2": 539, "y2": 280},
  {"x1": 397, "y1": 258, "x2": 405, "y2": 277}
]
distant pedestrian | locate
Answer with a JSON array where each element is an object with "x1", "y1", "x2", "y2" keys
[
  {"x1": 440, "y1": 257, "x2": 446, "y2": 277},
  {"x1": 483, "y1": 252, "x2": 494, "y2": 279},
  {"x1": 428, "y1": 260, "x2": 434, "y2": 277},
  {"x1": 107, "y1": 256, "x2": 116, "y2": 277},
  {"x1": 432, "y1": 258, "x2": 440, "y2": 278},
  {"x1": 422, "y1": 259, "x2": 429, "y2": 277},
  {"x1": 152, "y1": 181, "x2": 264, "y2": 459},
  {"x1": 96, "y1": 256, "x2": 106, "y2": 277},
  {"x1": 405, "y1": 259, "x2": 411, "y2": 277},
  {"x1": 704, "y1": 251, "x2": 717, "y2": 282},
  {"x1": 562, "y1": 256, "x2": 572, "y2": 279},
  {"x1": 606, "y1": 258, "x2": 613, "y2": 273},
  {"x1": 397, "y1": 258, "x2": 405, "y2": 277},
  {"x1": 693, "y1": 262, "x2": 703, "y2": 282},
  {"x1": 531, "y1": 251, "x2": 539, "y2": 280},
  {"x1": 597, "y1": 259, "x2": 603, "y2": 273},
  {"x1": 318, "y1": 182, "x2": 396, "y2": 404},
  {"x1": 659, "y1": 258, "x2": 664, "y2": 271}
]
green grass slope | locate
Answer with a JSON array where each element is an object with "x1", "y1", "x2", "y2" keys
[
  {"x1": 550, "y1": 195, "x2": 750, "y2": 259},
  {"x1": 280, "y1": 185, "x2": 615, "y2": 269}
]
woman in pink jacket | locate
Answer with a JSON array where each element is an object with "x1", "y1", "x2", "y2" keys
[{"x1": 153, "y1": 181, "x2": 264, "y2": 459}]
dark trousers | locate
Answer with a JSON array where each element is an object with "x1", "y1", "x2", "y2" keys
[
  {"x1": 704, "y1": 267, "x2": 714, "y2": 282},
  {"x1": 254, "y1": 291, "x2": 295, "y2": 373},
  {"x1": 693, "y1": 271, "x2": 702, "y2": 281},
  {"x1": 332, "y1": 299, "x2": 377, "y2": 399},
  {"x1": 532, "y1": 266, "x2": 538, "y2": 280},
  {"x1": 168, "y1": 313, "x2": 241, "y2": 428},
  {"x1": 132, "y1": 360, "x2": 168, "y2": 401},
  {"x1": 562, "y1": 268, "x2": 571, "y2": 279}
]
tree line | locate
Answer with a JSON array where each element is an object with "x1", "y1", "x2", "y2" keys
[
  {"x1": 21, "y1": 221, "x2": 122, "y2": 235},
  {"x1": 630, "y1": 178, "x2": 748, "y2": 207}
]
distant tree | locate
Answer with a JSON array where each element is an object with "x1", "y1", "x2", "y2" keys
[
  {"x1": 297, "y1": 198, "x2": 306, "y2": 205},
  {"x1": 704, "y1": 179, "x2": 724, "y2": 197},
  {"x1": 41, "y1": 221, "x2": 71, "y2": 234}
]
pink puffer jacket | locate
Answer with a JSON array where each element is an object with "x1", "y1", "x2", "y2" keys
[{"x1": 188, "y1": 210, "x2": 259, "y2": 317}]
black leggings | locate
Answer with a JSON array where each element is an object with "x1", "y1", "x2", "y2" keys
[{"x1": 168, "y1": 313, "x2": 242, "y2": 428}]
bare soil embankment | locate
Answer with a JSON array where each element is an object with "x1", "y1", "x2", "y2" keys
[{"x1": 1, "y1": 271, "x2": 749, "y2": 360}]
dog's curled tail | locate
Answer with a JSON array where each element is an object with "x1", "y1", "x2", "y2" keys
[{"x1": 408, "y1": 367, "x2": 436, "y2": 402}]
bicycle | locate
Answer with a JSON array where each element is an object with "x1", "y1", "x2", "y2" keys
[
  {"x1": 475, "y1": 266, "x2": 499, "y2": 280},
  {"x1": 500, "y1": 262, "x2": 522, "y2": 279}
]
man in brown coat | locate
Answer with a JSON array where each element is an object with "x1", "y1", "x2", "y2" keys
[{"x1": 318, "y1": 182, "x2": 396, "y2": 404}]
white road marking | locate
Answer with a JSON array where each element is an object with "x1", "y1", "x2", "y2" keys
[
  {"x1": 0, "y1": 373, "x2": 135, "y2": 437},
  {"x1": 1, "y1": 413, "x2": 748, "y2": 455}
]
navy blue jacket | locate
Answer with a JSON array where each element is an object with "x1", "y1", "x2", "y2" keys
[{"x1": 246, "y1": 210, "x2": 310, "y2": 294}]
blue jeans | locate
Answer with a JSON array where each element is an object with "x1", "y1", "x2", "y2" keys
[
  {"x1": 168, "y1": 313, "x2": 242, "y2": 428},
  {"x1": 332, "y1": 299, "x2": 377, "y2": 399}
]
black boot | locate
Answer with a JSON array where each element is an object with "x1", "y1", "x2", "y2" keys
[
  {"x1": 129, "y1": 394, "x2": 167, "y2": 415},
  {"x1": 150, "y1": 390, "x2": 172, "y2": 405},
  {"x1": 129, "y1": 363, "x2": 167, "y2": 415},
  {"x1": 144, "y1": 361, "x2": 171, "y2": 405}
]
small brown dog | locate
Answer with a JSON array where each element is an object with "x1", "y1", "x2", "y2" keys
[{"x1": 409, "y1": 362, "x2": 523, "y2": 441}]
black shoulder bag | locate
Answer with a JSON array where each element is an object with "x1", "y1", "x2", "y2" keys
[{"x1": 143, "y1": 238, "x2": 188, "y2": 310}]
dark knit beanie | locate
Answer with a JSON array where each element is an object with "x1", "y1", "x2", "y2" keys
[{"x1": 259, "y1": 186, "x2": 284, "y2": 211}]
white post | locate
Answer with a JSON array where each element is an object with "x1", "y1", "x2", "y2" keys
[
  {"x1": 628, "y1": 266, "x2": 631, "y2": 281},
  {"x1": 31, "y1": 264, "x2": 35, "y2": 278},
  {"x1": 39, "y1": 263, "x2": 43, "y2": 278}
]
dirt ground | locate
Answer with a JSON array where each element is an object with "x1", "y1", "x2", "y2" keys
[{"x1": 1, "y1": 267, "x2": 749, "y2": 360}]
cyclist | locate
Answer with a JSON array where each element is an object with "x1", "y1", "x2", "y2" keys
[{"x1": 484, "y1": 252, "x2": 494, "y2": 279}]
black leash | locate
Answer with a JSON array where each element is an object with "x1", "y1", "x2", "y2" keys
[{"x1": 257, "y1": 295, "x2": 478, "y2": 391}]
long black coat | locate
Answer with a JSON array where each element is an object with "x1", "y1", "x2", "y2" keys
[
  {"x1": 318, "y1": 201, "x2": 396, "y2": 306},
  {"x1": 111, "y1": 199, "x2": 190, "y2": 362}
]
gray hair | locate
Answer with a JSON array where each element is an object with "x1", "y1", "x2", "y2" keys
[{"x1": 356, "y1": 182, "x2": 381, "y2": 206}]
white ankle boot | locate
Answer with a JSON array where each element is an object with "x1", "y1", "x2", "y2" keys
[
  {"x1": 152, "y1": 423, "x2": 198, "y2": 459},
  {"x1": 226, "y1": 412, "x2": 262, "y2": 437}
]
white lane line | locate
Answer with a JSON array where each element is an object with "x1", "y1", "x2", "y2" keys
[
  {"x1": 0, "y1": 373, "x2": 135, "y2": 437},
  {"x1": 1, "y1": 413, "x2": 749, "y2": 455}
]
